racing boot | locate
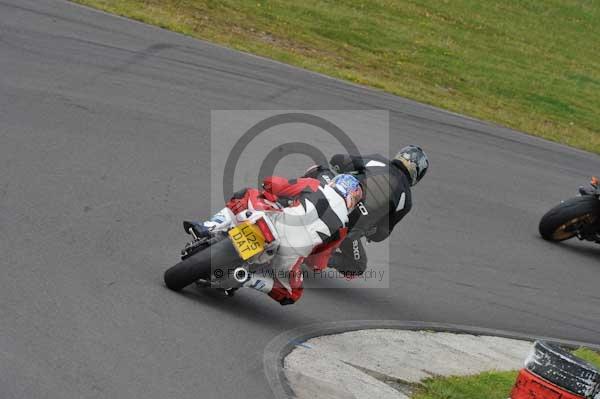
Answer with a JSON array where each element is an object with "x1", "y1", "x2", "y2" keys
[{"x1": 234, "y1": 267, "x2": 274, "y2": 294}]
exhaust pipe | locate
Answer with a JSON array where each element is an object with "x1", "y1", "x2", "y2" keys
[{"x1": 233, "y1": 267, "x2": 249, "y2": 284}]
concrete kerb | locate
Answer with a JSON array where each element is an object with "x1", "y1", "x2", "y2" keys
[{"x1": 263, "y1": 320, "x2": 600, "y2": 399}]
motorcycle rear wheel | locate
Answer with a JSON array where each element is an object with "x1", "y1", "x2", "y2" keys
[
  {"x1": 539, "y1": 196, "x2": 600, "y2": 241},
  {"x1": 164, "y1": 237, "x2": 242, "y2": 291}
]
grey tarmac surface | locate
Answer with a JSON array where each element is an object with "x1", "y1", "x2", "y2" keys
[{"x1": 0, "y1": 1, "x2": 599, "y2": 398}]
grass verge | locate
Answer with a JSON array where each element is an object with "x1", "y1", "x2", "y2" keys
[
  {"x1": 412, "y1": 370, "x2": 518, "y2": 399},
  {"x1": 412, "y1": 348, "x2": 600, "y2": 399},
  {"x1": 573, "y1": 347, "x2": 600, "y2": 369},
  {"x1": 70, "y1": 0, "x2": 600, "y2": 154}
]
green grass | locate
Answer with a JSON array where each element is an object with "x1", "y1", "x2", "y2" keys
[
  {"x1": 573, "y1": 347, "x2": 600, "y2": 369},
  {"x1": 412, "y1": 348, "x2": 600, "y2": 399},
  {"x1": 412, "y1": 370, "x2": 518, "y2": 399},
  {"x1": 71, "y1": 0, "x2": 600, "y2": 153}
]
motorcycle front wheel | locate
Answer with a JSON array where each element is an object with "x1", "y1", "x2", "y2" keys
[
  {"x1": 539, "y1": 196, "x2": 600, "y2": 241},
  {"x1": 164, "y1": 237, "x2": 243, "y2": 291}
]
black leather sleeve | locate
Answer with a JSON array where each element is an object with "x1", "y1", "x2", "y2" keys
[
  {"x1": 365, "y1": 211, "x2": 393, "y2": 242},
  {"x1": 367, "y1": 192, "x2": 412, "y2": 242},
  {"x1": 330, "y1": 154, "x2": 366, "y2": 173}
]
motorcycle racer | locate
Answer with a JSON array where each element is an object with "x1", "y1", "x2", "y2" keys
[
  {"x1": 189, "y1": 173, "x2": 363, "y2": 305},
  {"x1": 303, "y1": 146, "x2": 429, "y2": 277}
]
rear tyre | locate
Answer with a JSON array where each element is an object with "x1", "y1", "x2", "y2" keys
[
  {"x1": 538, "y1": 196, "x2": 600, "y2": 241},
  {"x1": 164, "y1": 238, "x2": 242, "y2": 291}
]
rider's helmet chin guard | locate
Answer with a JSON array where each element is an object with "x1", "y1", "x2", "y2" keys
[
  {"x1": 393, "y1": 145, "x2": 429, "y2": 186},
  {"x1": 329, "y1": 174, "x2": 363, "y2": 211}
]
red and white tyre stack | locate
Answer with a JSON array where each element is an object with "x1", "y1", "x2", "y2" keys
[{"x1": 511, "y1": 341, "x2": 600, "y2": 399}]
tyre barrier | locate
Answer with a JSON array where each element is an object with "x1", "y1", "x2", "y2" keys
[
  {"x1": 511, "y1": 369, "x2": 587, "y2": 399},
  {"x1": 511, "y1": 341, "x2": 600, "y2": 399}
]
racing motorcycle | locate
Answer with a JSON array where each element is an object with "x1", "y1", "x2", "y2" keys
[
  {"x1": 539, "y1": 176, "x2": 600, "y2": 243},
  {"x1": 163, "y1": 191, "x2": 280, "y2": 295}
]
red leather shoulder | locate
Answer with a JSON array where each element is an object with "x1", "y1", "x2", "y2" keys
[{"x1": 263, "y1": 176, "x2": 320, "y2": 197}]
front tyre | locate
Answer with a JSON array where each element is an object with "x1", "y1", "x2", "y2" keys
[
  {"x1": 164, "y1": 237, "x2": 242, "y2": 291},
  {"x1": 539, "y1": 196, "x2": 600, "y2": 241}
]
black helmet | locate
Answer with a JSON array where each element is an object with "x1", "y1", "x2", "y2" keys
[{"x1": 394, "y1": 145, "x2": 429, "y2": 186}]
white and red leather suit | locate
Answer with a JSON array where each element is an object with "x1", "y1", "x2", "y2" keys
[{"x1": 206, "y1": 176, "x2": 350, "y2": 305}]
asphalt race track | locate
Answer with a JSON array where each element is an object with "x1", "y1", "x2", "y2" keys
[{"x1": 1, "y1": 1, "x2": 599, "y2": 398}]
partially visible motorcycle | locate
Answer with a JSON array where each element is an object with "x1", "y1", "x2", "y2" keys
[
  {"x1": 163, "y1": 189, "x2": 281, "y2": 295},
  {"x1": 539, "y1": 176, "x2": 600, "y2": 243}
]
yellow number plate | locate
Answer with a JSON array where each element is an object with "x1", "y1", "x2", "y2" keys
[{"x1": 228, "y1": 222, "x2": 266, "y2": 260}]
